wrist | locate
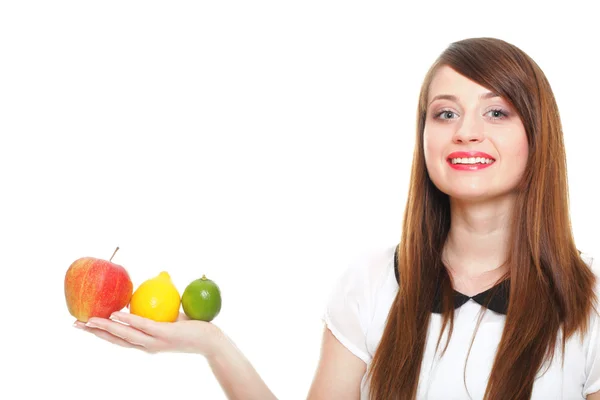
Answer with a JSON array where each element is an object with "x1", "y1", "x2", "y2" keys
[{"x1": 202, "y1": 323, "x2": 232, "y2": 360}]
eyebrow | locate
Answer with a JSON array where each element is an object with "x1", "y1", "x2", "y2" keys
[{"x1": 428, "y1": 91, "x2": 500, "y2": 107}]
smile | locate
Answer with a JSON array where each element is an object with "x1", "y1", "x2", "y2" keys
[
  {"x1": 446, "y1": 151, "x2": 496, "y2": 171},
  {"x1": 450, "y1": 157, "x2": 494, "y2": 165},
  {"x1": 447, "y1": 158, "x2": 495, "y2": 171}
]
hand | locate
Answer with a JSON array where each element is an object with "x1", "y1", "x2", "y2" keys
[{"x1": 73, "y1": 311, "x2": 225, "y2": 357}]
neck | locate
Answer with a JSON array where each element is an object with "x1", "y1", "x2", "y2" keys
[{"x1": 442, "y1": 194, "x2": 515, "y2": 281}]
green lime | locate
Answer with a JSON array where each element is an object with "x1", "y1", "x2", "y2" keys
[{"x1": 181, "y1": 275, "x2": 222, "y2": 322}]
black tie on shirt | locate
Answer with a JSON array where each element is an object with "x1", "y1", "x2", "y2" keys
[{"x1": 392, "y1": 244, "x2": 510, "y2": 315}]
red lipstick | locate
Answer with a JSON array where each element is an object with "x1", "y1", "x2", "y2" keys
[{"x1": 446, "y1": 151, "x2": 495, "y2": 171}]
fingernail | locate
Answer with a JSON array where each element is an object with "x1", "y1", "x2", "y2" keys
[
  {"x1": 85, "y1": 322, "x2": 97, "y2": 328},
  {"x1": 73, "y1": 322, "x2": 83, "y2": 329},
  {"x1": 109, "y1": 314, "x2": 120, "y2": 322}
]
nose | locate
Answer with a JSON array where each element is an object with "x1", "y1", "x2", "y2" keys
[{"x1": 453, "y1": 114, "x2": 484, "y2": 144}]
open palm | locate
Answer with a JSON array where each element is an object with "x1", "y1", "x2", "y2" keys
[{"x1": 74, "y1": 311, "x2": 224, "y2": 357}]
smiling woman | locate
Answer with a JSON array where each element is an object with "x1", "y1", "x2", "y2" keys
[
  {"x1": 363, "y1": 37, "x2": 600, "y2": 400},
  {"x1": 423, "y1": 66, "x2": 529, "y2": 203},
  {"x1": 73, "y1": 37, "x2": 600, "y2": 400}
]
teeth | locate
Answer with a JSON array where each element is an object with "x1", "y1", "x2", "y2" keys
[{"x1": 450, "y1": 157, "x2": 494, "y2": 165}]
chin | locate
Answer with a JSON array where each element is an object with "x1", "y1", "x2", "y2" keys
[
  {"x1": 442, "y1": 187, "x2": 494, "y2": 201},
  {"x1": 446, "y1": 190, "x2": 518, "y2": 204},
  {"x1": 449, "y1": 194, "x2": 494, "y2": 203}
]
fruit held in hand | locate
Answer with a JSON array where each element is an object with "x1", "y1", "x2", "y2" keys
[
  {"x1": 182, "y1": 275, "x2": 222, "y2": 322},
  {"x1": 129, "y1": 271, "x2": 181, "y2": 322},
  {"x1": 64, "y1": 247, "x2": 133, "y2": 323}
]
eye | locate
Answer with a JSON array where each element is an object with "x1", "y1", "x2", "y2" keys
[
  {"x1": 434, "y1": 108, "x2": 508, "y2": 121},
  {"x1": 485, "y1": 108, "x2": 508, "y2": 119},
  {"x1": 434, "y1": 109, "x2": 458, "y2": 120}
]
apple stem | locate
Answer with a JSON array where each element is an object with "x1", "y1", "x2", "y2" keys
[{"x1": 110, "y1": 247, "x2": 119, "y2": 262}]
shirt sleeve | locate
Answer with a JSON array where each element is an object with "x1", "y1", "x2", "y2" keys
[
  {"x1": 583, "y1": 253, "x2": 600, "y2": 396},
  {"x1": 321, "y1": 251, "x2": 372, "y2": 364}
]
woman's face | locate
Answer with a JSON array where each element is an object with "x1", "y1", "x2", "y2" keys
[{"x1": 423, "y1": 65, "x2": 529, "y2": 202}]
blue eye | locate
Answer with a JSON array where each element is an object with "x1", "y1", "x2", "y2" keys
[
  {"x1": 486, "y1": 108, "x2": 508, "y2": 119},
  {"x1": 435, "y1": 110, "x2": 458, "y2": 120},
  {"x1": 434, "y1": 108, "x2": 508, "y2": 121}
]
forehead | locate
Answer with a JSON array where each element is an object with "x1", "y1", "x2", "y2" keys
[{"x1": 428, "y1": 65, "x2": 492, "y2": 103}]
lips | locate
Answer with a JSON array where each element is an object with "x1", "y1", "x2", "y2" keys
[
  {"x1": 446, "y1": 150, "x2": 496, "y2": 171},
  {"x1": 446, "y1": 151, "x2": 495, "y2": 161}
]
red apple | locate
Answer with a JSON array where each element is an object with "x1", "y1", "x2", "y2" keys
[{"x1": 64, "y1": 247, "x2": 133, "y2": 322}]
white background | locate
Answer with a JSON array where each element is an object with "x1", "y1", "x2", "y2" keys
[{"x1": 1, "y1": 1, "x2": 599, "y2": 399}]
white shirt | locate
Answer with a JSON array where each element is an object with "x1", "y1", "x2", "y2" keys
[{"x1": 322, "y1": 244, "x2": 600, "y2": 399}]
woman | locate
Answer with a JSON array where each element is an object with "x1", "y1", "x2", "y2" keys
[{"x1": 74, "y1": 37, "x2": 600, "y2": 399}]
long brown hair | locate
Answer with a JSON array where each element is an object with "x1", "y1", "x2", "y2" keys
[{"x1": 367, "y1": 37, "x2": 597, "y2": 399}]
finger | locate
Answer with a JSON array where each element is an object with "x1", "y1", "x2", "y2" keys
[
  {"x1": 74, "y1": 321, "x2": 145, "y2": 350},
  {"x1": 85, "y1": 317, "x2": 158, "y2": 347},
  {"x1": 109, "y1": 312, "x2": 168, "y2": 336}
]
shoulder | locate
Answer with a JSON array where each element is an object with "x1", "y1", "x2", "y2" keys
[
  {"x1": 322, "y1": 243, "x2": 397, "y2": 363},
  {"x1": 325, "y1": 242, "x2": 397, "y2": 319},
  {"x1": 335, "y1": 243, "x2": 397, "y2": 295}
]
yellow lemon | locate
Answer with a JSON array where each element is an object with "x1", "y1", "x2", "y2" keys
[{"x1": 130, "y1": 271, "x2": 181, "y2": 322}]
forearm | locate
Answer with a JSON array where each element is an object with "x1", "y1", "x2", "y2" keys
[{"x1": 207, "y1": 334, "x2": 278, "y2": 400}]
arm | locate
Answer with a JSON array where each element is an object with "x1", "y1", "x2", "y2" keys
[
  {"x1": 306, "y1": 326, "x2": 367, "y2": 400},
  {"x1": 206, "y1": 332, "x2": 277, "y2": 400},
  {"x1": 76, "y1": 312, "x2": 277, "y2": 400},
  {"x1": 208, "y1": 324, "x2": 367, "y2": 400},
  {"x1": 77, "y1": 314, "x2": 366, "y2": 400},
  {"x1": 588, "y1": 392, "x2": 600, "y2": 400}
]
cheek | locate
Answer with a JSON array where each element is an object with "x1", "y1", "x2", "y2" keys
[
  {"x1": 422, "y1": 128, "x2": 447, "y2": 182},
  {"x1": 422, "y1": 127, "x2": 443, "y2": 162},
  {"x1": 500, "y1": 124, "x2": 528, "y2": 157},
  {"x1": 516, "y1": 140, "x2": 529, "y2": 158},
  {"x1": 514, "y1": 141, "x2": 529, "y2": 174},
  {"x1": 496, "y1": 125, "x2": 529, "y2": 174}
]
